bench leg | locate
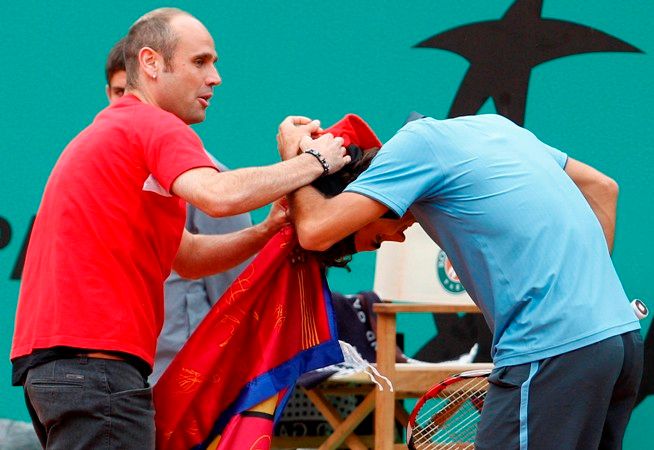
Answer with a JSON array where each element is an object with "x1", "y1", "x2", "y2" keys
[{"x1": 303, "y1": 387, "x2": 374, "y2": 450}]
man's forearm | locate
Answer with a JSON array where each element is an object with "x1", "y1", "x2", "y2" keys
[
  {"x1": 173, "y1": 126, "x2": 348, "y2": 218},
  {"x1": 178, "y1": 153, "x2": 325, "y2": 218},
  {"x1": 289, "y1": 187, "x2": 389, "y2": 252},
  {"x1": 289, "y1": 186, "x2": 337, "y2": 251},
  {"x1": 173, "y1": 222, "x2": 280, "y2": 279}
]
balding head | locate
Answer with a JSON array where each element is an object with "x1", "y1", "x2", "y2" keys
[
  {"x1": 124, "y1": 8, "x2": 192, "y2": 89},
  {"x1": 122, "y1": 8, "x2": 221, "y2": 124}
]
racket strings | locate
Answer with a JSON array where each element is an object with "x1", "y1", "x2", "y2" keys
[
  {"x1": 414, "y1": 376, "x2": 486, "y2": 428},
  {"x1": 412, "y1": 385, "x2": 485, "y2": 448},
  {"x1": 413, "y1": 402, "x2": 482, "y2": 450},
  {"x1": 415, "y1": 377, "x2": 486, "y2": 424},
  {"x1": 411, "y1": 387, "x2": 486, "y2": 449},
  {"x1": 411, "y1": 376, "x2": 488, "y2": 449},
  {"x1": 414, "y1": 377, "x2": 486, "y2": 437},
  {"x1": 422, "y1": 405, "x2": 481, "y2": 449},
  {"x1": 413, "y1": 401, "x2": 481, "y2": 449}
]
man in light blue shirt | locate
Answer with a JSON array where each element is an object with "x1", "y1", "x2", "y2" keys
[{"x1": 281, "y1": 114, "x2": 643, "y2": 449}]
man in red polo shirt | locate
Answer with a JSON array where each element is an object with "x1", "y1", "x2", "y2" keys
[{"x1": 11, "y1": 7, "x2": 348, "y2": 449}]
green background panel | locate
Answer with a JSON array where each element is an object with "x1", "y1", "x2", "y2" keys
[{"x1": 0, "y1": 1, "x2": 651, "y2": 447}]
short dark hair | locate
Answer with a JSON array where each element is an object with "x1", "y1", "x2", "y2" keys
[
  {"x1": 123, "y1": 8, "x2": 189, "y2": 89},
  {"x1": 312, "y1": 146, "x2": 381, "y2": 269},
  {"x1": 105, "y1": 37, "x2": 126, "y2": 85}
]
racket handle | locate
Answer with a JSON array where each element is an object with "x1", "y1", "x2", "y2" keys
[{"x1": 631, "y1": 299, "x2": 649, "y2": 320}]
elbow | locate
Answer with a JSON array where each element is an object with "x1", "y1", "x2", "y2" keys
[
  {"x1": 202, "y1": 195, "x2": 244, "y2": 218},
  {"x1": 173, "y1": 253, "x2": 204, "y2": 280},
  {"x1": 296, "y1": 223, "x2": 335, "y2": 252},
  {"x1": 299, "y1": 238, "x2": 332, "y2": 252},
  {"x1": 204, "y1": 203, "x2": 230, "y2": 219},
  {"x1": 172, "y1": 245, "x2": 204, "y2": 280},
  {"x1": 198, "y1": 175, "x2": 250, "y2": 218},
  {"x1": 609, "y1": 177, "x2": 619, "y2": 198},
  {"x1": 601, "y1": 176, "x2": 619, "y2": 201},
  {"x1": 172, "y1": 261, "x2": 203, "y2": 280}
]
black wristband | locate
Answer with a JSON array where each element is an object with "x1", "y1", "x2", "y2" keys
[{"x1": 304, "y1": 149, "x2": 330, "y2": 176}]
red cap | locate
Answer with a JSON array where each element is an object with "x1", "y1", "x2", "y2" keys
[{"x1": 321, "y1": 114, "x2": 381, "y2": 149}]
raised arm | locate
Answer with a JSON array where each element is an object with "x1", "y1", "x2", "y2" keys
[
  {"x1": 171, "y1": 117, "x2": 349, "y2": 217},
  {"x1": 173, "y1": 199, "x2": 289, "y2": 279},
  {"x1": 564, "y1": 157, "x2": 619, "y2": 252},
  {"x1": 275, "y1": 118, "x2": 390, "y2": 251},
  {"x1": 289, "y1": 184, "x2": 388, "y2": 252}
]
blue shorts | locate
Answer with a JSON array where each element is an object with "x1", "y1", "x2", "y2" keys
[{"x1": 476, "y1": 331, "x2": 643, "y2": 450}]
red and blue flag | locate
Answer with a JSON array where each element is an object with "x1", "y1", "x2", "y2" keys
[{"x1": 154, "y1": 226, "x2": 342, "y2": 450}]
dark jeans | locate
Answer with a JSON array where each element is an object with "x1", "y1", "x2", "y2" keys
[
  {"x1": 476, "y1": 331, "x2": 643, "y2": 450},
  {"x1": 23, "y1": 356, "x2": 154, "y2": 449}
]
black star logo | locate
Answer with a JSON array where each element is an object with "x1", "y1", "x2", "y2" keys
[{"x1": 414, "y1": 0, "x2": 642, "y2": 125}]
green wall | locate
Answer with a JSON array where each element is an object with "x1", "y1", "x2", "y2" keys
[{"x1": 1, "y1": 1, "x2": 652, "y2": 447}]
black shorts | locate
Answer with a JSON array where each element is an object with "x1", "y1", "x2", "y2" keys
[{"x1": 476, "y1": 331, "x2": 643, "y2": 450}]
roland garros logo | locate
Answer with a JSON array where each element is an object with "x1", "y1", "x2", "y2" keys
[{"x1": 436, "y1": 250, "x2": 465, "y2": 293}]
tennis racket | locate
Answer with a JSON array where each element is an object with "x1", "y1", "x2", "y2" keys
[{"x1": 407, "y1": 369, "x2": 491, "y2": 450}]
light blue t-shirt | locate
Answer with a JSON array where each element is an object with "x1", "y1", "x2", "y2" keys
[{"x1": 345, "y1": 115, "x2": 639, "y2": 367}]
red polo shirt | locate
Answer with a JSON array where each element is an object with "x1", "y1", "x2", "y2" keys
[{"x1": 11, "y1": 95, "x2": 215, "y2": 367}]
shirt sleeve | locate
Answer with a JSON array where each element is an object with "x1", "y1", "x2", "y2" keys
[
  {"x1": 344, "y1": 128, "x2": 440, "y2": 217},
  {"x1": 142, "y1": 114, "x2": 217, "y2": 192},
  {"x1": 542, "y1": 143, "x2": 569, "y2": 169}
]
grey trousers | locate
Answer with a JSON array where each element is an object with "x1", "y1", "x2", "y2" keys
[
  {"x1": 23, "y1": 357, "x2": 154, "y2": 450},
  {"x1": 476, "y1": 331, "x2": 643, "y2": 450}
]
